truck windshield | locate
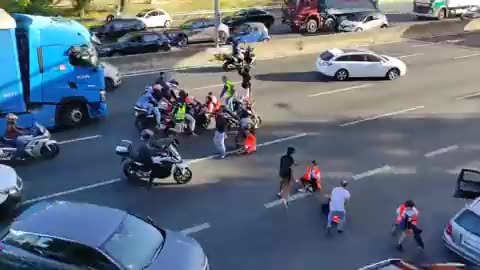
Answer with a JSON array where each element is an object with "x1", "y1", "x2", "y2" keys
[{"x1": 69, "y1": 44, "x2": 99, "y2": 67}]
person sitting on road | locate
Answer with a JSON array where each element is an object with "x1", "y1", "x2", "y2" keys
[
  {"x1": 4, "y1": 113, "x2": 30, "y2": 158},
  {"x1": 135, "y1": 85, "x2": 163, "y2": 129},
  {"x1": 298, "y1": 160, "x2": 322, "y2": 193},
  {"x1": 242, "y1": 126, "x2": 256, "y2": 154},
  {"x1": 326, "y1": 180, "x2": 351, "y2": 234}
]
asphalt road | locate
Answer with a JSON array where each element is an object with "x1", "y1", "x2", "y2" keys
[{"x1": 11, "y1": 32, "x2": 480, "y2": 269}]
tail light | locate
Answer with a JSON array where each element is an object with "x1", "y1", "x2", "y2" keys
[{"x1": 446, "y1": 223, "x2": 453, "y2": 237}]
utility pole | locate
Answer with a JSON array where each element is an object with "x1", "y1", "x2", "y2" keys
[{"x1": 214, "y1": 0, "x2": 220, "y2": 48}]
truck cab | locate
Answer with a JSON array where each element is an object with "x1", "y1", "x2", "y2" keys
[
  {"x1": 0, "y1": 9, "x2": 107, "y2": 135},
  {"x1": 414, "y1": 0, "x2": 480, "y2": 20},
  {"x1": 282, "y1": 0, "x2": 378, "y2": 33}
]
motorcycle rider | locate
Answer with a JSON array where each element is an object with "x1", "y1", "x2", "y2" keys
[
  {"x1": 3, "y1": 113, "x2": 30, "y2": 158},
  {"x1": 220, "y1": 76, "x2": 236, "y2": 113},
  {"x1": 231, "y1": 38, "x2": 243, "y2": 63},
  {"x1": 205, "y1": 92, "x2": 221, "y2": 118},
  {"x1": 172, "y1": 90, "x2": 197, "y2": 136},
  {"x1": 156, "y1": 72, "x2": 179, "y2": 102},
  {"x1": 135, "y1": 84, "x2": 163, "y2": 129}
]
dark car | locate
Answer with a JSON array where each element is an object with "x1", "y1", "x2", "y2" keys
[
  {"x1": 91, "y1": 18, "x2": 147, "y2": 42},
  {"x1": 165, "y1": 18, "x2": 230, "y2": 47},
  {"x1": 0, "y1": 201, "x2": 209, "y2": 270},
  {"x1": 96, "y1": 31, "x2": 172, "y2": 57},
  {"x1": 222, "y1": 8, "x2": 275, "y2": 29}
]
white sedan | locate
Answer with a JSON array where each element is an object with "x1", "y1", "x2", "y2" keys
[
  {"x1": 315, "y1": 48, "x2": 407, "y2": 81},
  {"x1": 136, "y1": 8, "x2": 172, "y2": 28}
]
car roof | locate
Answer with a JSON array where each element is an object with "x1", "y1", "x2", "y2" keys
[
  {"x1": 466, "y1": 197, "x2": 480, "y2": 215},
  {"x1": 327, "y1": 48, "x2": 375, "y2": 56},
  {"x1": 10, "y1": 201, "x2": 127, "y2": 248}
]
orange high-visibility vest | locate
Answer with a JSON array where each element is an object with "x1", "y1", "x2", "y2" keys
[
  {"x1": 395, "y1": 204, "x2": 418, "y2": 225},
  {"x1": 303, "y1": 167, "x2": 320, "y2": 181},
  {"x1": 244, "y1": 133, "x2": 256, "y2": 153}
]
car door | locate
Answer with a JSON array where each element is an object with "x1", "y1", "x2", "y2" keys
[
  {"x1": 155, "y1": 10, "x2": 168, "y2": 27},
  {"x1": 189, "y1": 20, "x2": 206, "y2": 42},
  {"x1": 142, "y1": 33, "x2": 161, "y2": 52},
  {"x1": 345, "y1": 54, "x2": 369, "y2": 77},
  {"x1": 123, "y1": 35, "x2": 143, "y2": 55},
  {"x1": 365, "y1": 54, "x2": 386, "y2": 77},
  {"x1": 144, "y1": 11, "x2": 157, "y2": 28},
  {"x1": 249, "y1": 26, "x2": 262, "y2": 42},
  {"x1": 203, "y1": 19, "x2": 216, "y2": 41},
  {"x1": 362, "y1": 15, "x2": 379, "y2": 30}
]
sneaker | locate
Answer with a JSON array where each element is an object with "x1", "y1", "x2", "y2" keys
[
  {"x1": 298, "y1": 188, "x2": 307, "y2": 193},
  {"x1": 307, "y1": 186, "x2": 314, "y2": 192}
]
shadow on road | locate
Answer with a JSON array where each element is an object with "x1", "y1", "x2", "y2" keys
[{"x1": 255, "y1": 71, "x2": 325, "y2": 82}]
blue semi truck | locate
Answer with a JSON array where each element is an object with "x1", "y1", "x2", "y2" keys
[{"x1": 0, "y1": 9, "x2": 107, "y2": 135}]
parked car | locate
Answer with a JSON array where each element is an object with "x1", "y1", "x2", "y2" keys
[
  {"x1": 338, "y1": 11, "x2": 389, "y2": 32},
  {"x1": 136, "y1": 8, "x2": 172, "y2": 28},
  {"x1": 222, "y1": 8, "x2": 275, "y2": 29},
  {"x1": 96, "y1": 31, "x2": 172, "y2": 57},
  {"x1": 90, "y1": 18, "x2": 147, "y2": 42},
  {"x1": 226, "y1": 22, "x2": 270, "y2": 44},
  {"x1": 315, "y1": 48, "x2": 407, "y2": 81},
  {"x1": 100, "y1": 62, "x2": 122, "y2": 91},
  {"x1": 444, "y1": 168, "x2": 480, "y2": 266},
  {"x1": 358, "y1": 258, "x2": 466, "y2": 269},
  {"x1": 461, "y1": 6, "x2": 480, "y2": 20},
  {"x1": 165, "y1": 18, "x2": 230, "y2": 47},
  {"x1": 0, "y1": 164, "x2": 22, "y2": 215},
  {"x1": 0, "y1": 201, "x2": 209, "y2": 270}
]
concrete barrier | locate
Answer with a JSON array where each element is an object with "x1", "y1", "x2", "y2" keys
[{"x1": 105, "y1": 19, "x2": 480, "y2": 74}]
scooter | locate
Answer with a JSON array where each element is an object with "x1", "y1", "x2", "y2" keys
[
  {"x1": 0, "y1": 123, "x2": 60, "y2": 161},
  {"x1": 115, "y1": 138, "x2": 192, "y2": 184},
  {"x1": 222, "y1": 47, "x2": 256, "y2": 71},
  {"x1": 133, "y1": 99, "x2": 172, "y2": 131}
]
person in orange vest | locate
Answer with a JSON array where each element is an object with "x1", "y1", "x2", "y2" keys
[
  {"x1": 205, "y1": 92, "x2": 221, "y2": 116},
  {"x1": 298, "y1": 160, "x2": 321, "y2": 192},
  {"x1": 392, "y1": 200, "x2": 424, "y2": 251},
  {"x1": 241, "y1": 126, "x2": 256, "y2": 154}
]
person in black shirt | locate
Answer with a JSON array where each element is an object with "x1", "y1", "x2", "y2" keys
[
  {"x1": 213, "y1": 107, "x2": 228, "y2": 159},
  {"x1": 238, "y1": 66, "x2": 252, "y2": 99},
  {"x1": 278, "y1": 146, "x2": 297, "y2": 207}
]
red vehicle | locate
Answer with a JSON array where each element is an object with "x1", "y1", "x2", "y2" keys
[{"x1": 281, "y1": 0, "x2": 378, "y2": 33}]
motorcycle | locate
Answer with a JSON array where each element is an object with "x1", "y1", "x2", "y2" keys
[
  {"x1": 0, "y1": 123, "x2": 60, "y2": 161},
  {"x1": 115, "y1": 138, "x2": 193, "y2": 184},
  {"x1": 223, "y1": 47, "x2": 256, "y2": 71},
  {"x1": 133, "y1": 99, "x2": 172, "y2": 131},
  {"x1": 163, "y1": 97, "x2": 210, "y2": 136}
]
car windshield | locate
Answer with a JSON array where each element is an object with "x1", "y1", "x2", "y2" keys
[
  {"x1": 319, "y1": 51, "x2": 335, "y2": 61},
  {"x1": 455, "y1": 209, "x2": 480, "y2": 237},
  {"x1": 118, "y1": 34, "x2": 134, "y2": 43},
  {"x1": 102, "y1": 215, "x2": 165, "y2": 270},
  {"x1": 345, "y1": 13, "x2": 368, "y2": 21},
  {"x1": 136, "y1": 10, "x2": 151, "y2": 17},
  {"x1": 181, "y1": 19, "x2": 199, "y2": 28},
  {"x1": 234, "y1": 10, "x2": 247, "y2": 16}
]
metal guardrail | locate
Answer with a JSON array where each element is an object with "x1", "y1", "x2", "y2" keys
[{"x1": 169, "y1": 5, "x2": 281, "y2": 17}]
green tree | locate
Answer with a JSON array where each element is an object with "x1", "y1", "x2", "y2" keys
[
  {"x1": 4, "y1": 0, "x2": 56, "y2": 15},
  {"x1": 73, "y1": 0, "x2": 92, "y2": 18}
]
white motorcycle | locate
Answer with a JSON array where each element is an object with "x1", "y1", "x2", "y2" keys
[{"x1": 0, "y1": 123, "x2": 60, "y2": 161}]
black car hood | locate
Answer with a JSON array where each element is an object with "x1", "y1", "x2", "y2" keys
[{"x1": 90, "y1": 26, "x2": 105, "y2": 33}]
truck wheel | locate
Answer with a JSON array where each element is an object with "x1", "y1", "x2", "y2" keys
[
  {"x1": 325, "y1": 18, "x2": 336, "y2": 32},
  {"x1": 61, "y1": 103, "x2": 87, "y2": 127},
  {"x1": 305, "y1": 19, "x2": 318, "y2": 33},
  {"x1": 437, "y1": 8, "x2": 446, "y2": 20}
]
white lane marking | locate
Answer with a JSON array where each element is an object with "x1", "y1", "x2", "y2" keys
[
  {"x1": 339, "y1": 106, "x2": 425, "y2": 127},
  {"x1": 308, "y1": 84, "x2": 371, "y2": 97},
  {"x1": 411, "y1": 42, "x2": 435, "y2": 48},
  {"x1": 454, "y1": 53, "x2": 480, "y2": 59},
  {"x1": 181, "y1": 223, "x2": 211, "y2": 235},
  {"x1": 397, "y1": 53, "x2": 424, "y2": 59},
  {"x1": 456, "y1": 92, "x2": 480, "y2": 100},
  {"x1": 57, "y1": 135, "x2": 102, "y2": 145},
  {"x1": 22, "y1": 178, "x2": 122, "y2": 205},
  {"x1": 352, "y1": 165, "x2": 392, "y2": 181},
  {"x1": 264, "y1": 192, "x2": 311, "y2": 209},
  {"x1": 424, "y1": 145, "x2": 459, "y2": 158},
  {"x1": 389, "y1": 166, "x2": 417, "y2": 175},
  {"x1": 410, "y1": 39, "x2": 464, "y2": 48},
  {"x1": 188, "y1": 133, "x2": 308, "y2": 165},
  {"x1": 190, "y1": 81, "x2": 240, "y2": 91}
]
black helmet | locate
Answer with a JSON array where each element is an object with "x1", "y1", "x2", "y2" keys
[
  {"x1": 287, "y1": 146, "x2": 295, "y2": 155},
  {"x1": 140, "y1": 129, "x2": 154, "y2": 141},
  {"x1": 405, "y1": 200, "x2": 415, "y2": 207},
  {"x1": 341, "y1": 180, "x2": 348, "y2": 187}
]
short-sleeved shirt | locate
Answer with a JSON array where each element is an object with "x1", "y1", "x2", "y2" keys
[
  {"x1": 279, "y1": 154, "x2": 294, "y2": 178},
  {"x1": 329, "y1": 187, "x2": 351, "y2": 212},
  {"x1": 215, "y1": 114, "x2": 227, "y2": 133}
]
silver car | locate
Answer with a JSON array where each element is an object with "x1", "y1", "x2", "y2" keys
[
  {"x1": 0, "y1": 201, "x2": 209, "y2": 270},
  {"x1": 444, "y1": 168, "x2": 480, "y2": 266},
  {"x1": 101, "y1": 61, "x2": 122, "y2": 92},
  {"x1": 338, "y1": 11, "x2": 389, "y2": 32}
]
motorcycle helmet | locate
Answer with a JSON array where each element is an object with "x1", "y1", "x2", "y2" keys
[
  {"x1": 341, "y1": 180, "x2": 348, "y2": 187},
  {"x1": 6, "y1": 113, "x2": 18, "y2": 123},
  {"x1": 286, "y1": 146, "x2": 295, "y2": 155},
  {"x1": 140, "y1": 129, "x2": 154, "y2": 141},
  {"x1": 405, "y1": 200, "x2": 415, "y2": 208}
]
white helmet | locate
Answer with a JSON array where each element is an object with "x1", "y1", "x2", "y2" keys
[{"x1": 6, "y1": 113, "x2": 18, "y2": 123}]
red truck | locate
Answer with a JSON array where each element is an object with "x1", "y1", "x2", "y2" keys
[{"x1": 281, "y1": 0, "x2": 379, "y2": 33}]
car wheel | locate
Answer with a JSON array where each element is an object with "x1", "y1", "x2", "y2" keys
[
  {"x1": 173, "y1": 167, "x2": 192, "y2": 184},
  {"x1": 164, "y1": 20, "x2": 171, "y2": 28},
  {"x1": 218, "y1": 31, "x2": 228, "y2": 43},
  {"x1": 60, "y1": 103, "x2": 88, "y2": 127},
  {"x1": 386, "y1": 68, "x2": 400, "y2": 80},
  {"x1": 325, "y1": 18, "x2": 336, "y2": 32},
  {"x1": 334, "y1": 69, "x2": 349, "y2": 81},
  {"x1": 162, "y1": 43, "x2": 171, "y2": 51},
  {"x1": 40, "y1": 143, "x2": 60, "y2": 159},
  {"x1": 105, "y1": 78, "x2": 114, "y2": 92},
  {"x1": 381, "y1": 24, "x2": 388, "y2": 28},
  {"x1": 305, "y1": 19, "x2": 318, "y2": 33},
  {"x1": 178, "y1": 35, "x2": 188, "y2": 47}
]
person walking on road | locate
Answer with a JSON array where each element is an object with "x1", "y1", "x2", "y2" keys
[
  {"x1": 278, "y1": 146, "x2": 297, "y2": 207},
  {"x1": 220, "y1": 76, "x2": 236, "y2": 112},
  {"x1": 238, "y1": 66, "x2": 252, "y2": 101},
  {"x1": 213, "y1": 107, "x2": 228, "y2": 159},
  {"x1": 326, "y1": 180, "x2": 351, "y2": 234},
  {"x1": 393, "y1": 200, "x2": 424, "y2": 251}
]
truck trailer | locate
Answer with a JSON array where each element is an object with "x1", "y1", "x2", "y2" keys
[
  {"x1": 0, "y1": 9, "x2": 107, "y2": 135},
  {"x1": 282, "y1": 0, "x2": 379, "y2": 33},
  {"x1": 414, "y1": 0, "x2": 480, "y2": 20}
]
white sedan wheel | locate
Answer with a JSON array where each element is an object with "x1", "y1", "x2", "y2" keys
[{"x1": 386, "y1": 68, "x2": 400, "y2": 80}]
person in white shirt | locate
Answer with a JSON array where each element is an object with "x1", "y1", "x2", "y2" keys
[{"x1": 326, "y1": 180, "x2": 351, "y2": 233}]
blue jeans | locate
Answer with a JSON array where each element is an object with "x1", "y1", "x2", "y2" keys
[
  {"x1": 213, "y1": 131, "x2": 226, "y2": 157},
  {"x1": 326, "y1": 210, "x2": 346, "y2": 231}
]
